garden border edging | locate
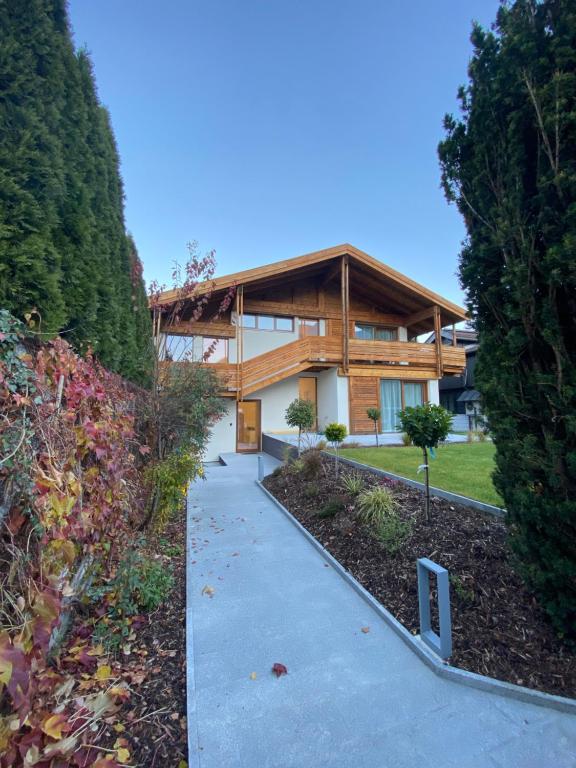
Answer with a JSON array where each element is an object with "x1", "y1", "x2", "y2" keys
[
  {"x1": 325, "y1": 453, "x2": 506, "y2": 517},
  {"x1": 256, "y1": 480, "x2": 576, "y2": 715}
]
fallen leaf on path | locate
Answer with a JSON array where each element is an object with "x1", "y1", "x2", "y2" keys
[
  {"x1": 271, "y1": 663, "x2": 288, "y2": 678},
  {"x1": 249, "y1": 672, "x2": 257, "y2": 680},
  {"x1": 201, "y1": 585, "x2": 215, "y2": 598},
  {"x1": 361, "y1": 627, "x2": 370, "y2": 634}
]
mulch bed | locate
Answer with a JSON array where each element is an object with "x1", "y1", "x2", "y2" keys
[
  {"x1": 98, "y1": 510, "x2": 188, "y2": 767},
  {"x1": 263, "y1": 456, "x2": 575, "y2": 699}
]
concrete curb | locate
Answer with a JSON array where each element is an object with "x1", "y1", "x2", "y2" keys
[
  {"x1": 326, "y1": 453, "x2": 506, "y2": 517},
  {"x1": 256, "y1": 480, "x2": 576, "y2": 716},
  {"x1": 185, "y1": 494, "x2": 201, "y2": 768}
]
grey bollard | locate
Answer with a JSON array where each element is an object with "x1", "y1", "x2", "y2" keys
[
  {"x1": 416, "y1": 557, "x2": 452, "y2": 659},
  {"x1": 258, "y1": 455, "x2": 264, "y2": 482}
]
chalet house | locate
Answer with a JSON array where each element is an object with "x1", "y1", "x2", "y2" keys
[{"x1": 154, "y1": 245, "x2": 467, "y2": 461}]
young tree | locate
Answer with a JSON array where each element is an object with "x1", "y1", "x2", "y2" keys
[
  {"x1": 285, "y1": 399, "x2": 315, "y2": 456},
  {"x1": 398, "y1": 404, "x2": 452, "y2": 523},
  {"x1": 366, "y1": 407, "x2": 381, "y2": 447},
  {"x1": 438, "y1": 0, "x2": 576, "y2": 637},
  {"x1": 324, "y1": 423, "x2": 348, "y2": 477}
]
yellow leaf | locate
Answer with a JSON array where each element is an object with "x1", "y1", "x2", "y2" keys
[
  {"x1": 113, "y1": 723, "x2": 125, "y2": 733},
  {"x1": 88, "y1": 643, "x2": 105, "y2": 656},
  {"x1": 0, "y1": 658, "x2": 12, "y2": 686},
  {"x1": 116, "y1": 747, "x2": 130, "y2": 764},
  {"x1": 95, "y1": 665, "x2": 112, "y2": 681},
  {"x1": 201, "y1": 585, "x2": 215, "y2": 598},
  {"x1": 41, "y1": 713, "x2": 67, "y2": 740},
  {"x1": 178, "y1": 761, "x2": 188, "y2": 768},
  {"x1": 249, "y1": 672, "x2": 257, "y2": 680},
  {"x1": 361, "y1": 626, "x2": 370, "y2": 634}
]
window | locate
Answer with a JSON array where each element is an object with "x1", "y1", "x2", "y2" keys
[
  {"x1": 354, "y1": 323, "x2": 397, "y2": 341},
  {"x1": 240, "y1": 314, "x2": 294, "y2": 332},
  {"x1": 202, "y1": 337, "x2": 228, "y2": 363},
  {"x1": 299, "y1": 318, "x2": 320, "y2": 337},
  {"x1": 163, "y1": 334, "x2": 194, "y2": 362},
  {"x1": 380, "y1": 380, "x2": 425, "y2": 430}
]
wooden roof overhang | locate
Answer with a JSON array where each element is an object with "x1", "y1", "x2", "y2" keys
[{"x1": 154, "y1": 244, "x2": 467, "y2": 335}]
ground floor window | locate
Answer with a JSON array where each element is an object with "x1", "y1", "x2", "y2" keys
[{"x1": 380, "y1": 380, "x2": 425, "y2": 431}]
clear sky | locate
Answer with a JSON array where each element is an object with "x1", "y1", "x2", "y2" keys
[{"x1": 68, "y1": 0, "x2": 500, "y2": 307}]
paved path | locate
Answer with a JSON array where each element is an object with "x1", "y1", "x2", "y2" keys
[{"x1": 187, "y1": 454, "x2": 576, "y2": 768}]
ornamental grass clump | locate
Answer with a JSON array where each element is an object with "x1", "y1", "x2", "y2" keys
[
  {"x1": 357, "y1": 486, "x2": 397, "y2": 527},
  {"x1": 340, "y1": 471, "x2": 365, "y2": 496}
]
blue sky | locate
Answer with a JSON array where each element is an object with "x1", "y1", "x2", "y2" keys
[{"x1": 68, "y1": 0, "x2": 500, "y2": 306}]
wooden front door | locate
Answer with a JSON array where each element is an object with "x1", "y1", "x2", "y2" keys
[
  {"x1": 298, "y1": 377, "x2": 317, "y2": 430},
  {"x1": 237, "y1": 400, "x2": 261, "y2": 452}
]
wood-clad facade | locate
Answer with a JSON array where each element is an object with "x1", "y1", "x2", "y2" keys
[{"x1": 153, "y1": 245, "x2": 467, "y2": 458}]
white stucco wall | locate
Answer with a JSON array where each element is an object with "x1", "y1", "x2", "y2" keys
[
  {"x1": 228, "y1": 326, "x2": 298, "y2": 363},
  {"x1": 316, "y1": 368, "x2": 339, "y2": 430},
  {"x1": 427, "y1": 379, "x2": 440, "y2": 405},
  {"x1": 204, "y1": 399, "x2": 237, "y2": 461},
  {"x1": 336, "y1": 374, "x2": 350, "y2": 431}
]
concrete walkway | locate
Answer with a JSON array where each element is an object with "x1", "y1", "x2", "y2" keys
[{"x1": 187, "y1": 454, "x2": 576, "y2": 768}]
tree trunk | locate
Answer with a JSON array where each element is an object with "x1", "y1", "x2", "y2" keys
[
  {"x1": 297, "y1": 427, "x2": 301, "y2": 456},
  {"x1": 374, "y1": 422, "x2": 379, "y2": 448}
]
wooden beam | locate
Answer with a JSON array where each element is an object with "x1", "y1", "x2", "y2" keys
[
  {"x1": 403, "y1": 305, "x2": 436, "y2": 328},
  {"x1": 341, "y1": 255, "x2": 350, "y2": 373},
  {"x1": 165, "y1": 321, "x2": 236, "y2": 338},
  {"x1": 320, "y1": 259, "x2": 342, "y2": 288},
  {"x1": 434, "y1": 305, "x2": 443, "y2": 377}
]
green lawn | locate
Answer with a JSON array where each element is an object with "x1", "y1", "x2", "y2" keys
[{"x1": 339, "y1": 442, "x2": 502, "y2": 507}]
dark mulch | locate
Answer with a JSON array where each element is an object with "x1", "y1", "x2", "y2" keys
[
  {"x1": 263, "y1": 456, "x2": 575, "y2": 699},
  {"x1": 113, "y1": 511, "x2": 188, "y2": 767}
]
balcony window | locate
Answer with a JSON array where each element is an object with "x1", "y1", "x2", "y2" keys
[
  {"x1": 354, "y1": 323, "x2": 397, "y2": 341},
  {"x1": 202, "y1": 337, "x2": 228, "y2": 363},
  {"x1": 299, "y1": 318, "x2": 320, "y2": 337},
  {"x1": 240, "y1": 314, "x2": 294, "y2": 332},
  {"x1": 163, "y1": 334, "x2": 194, "y2": 362}
]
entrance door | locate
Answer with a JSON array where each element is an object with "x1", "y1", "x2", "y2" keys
[
  {"x1": 380, "y1": 380, "x2": 402, "y2": 431},
  {"x1": 237, "y1": 400, "x2": 261, "y2": 452},
  {"x1": 299, "y1": 377, "x2": 317, "y2": 430}
]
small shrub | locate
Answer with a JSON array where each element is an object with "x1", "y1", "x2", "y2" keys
[
  {"x1": 285, "y1": 398, "x2": 315, "y2": 455},
  {"x1": 270, "y1": 465, "x2": 283, "y2": 478},
  {"x1": 317, "y1": 498, "x2": 345, "y2": 518},
  {"x1": 450, "y1": 574, "x2": 475, "y2": 604},
  {"x1": 146, "y1": 450, "x2": 201, "y2": 533},
  {"x1": 92, "y1": 549, "x2": 174, "y2": 649},
  {"x1": 467, "y1": 430, "x2": 475, "y2": 443},
  {"x1": 287, "y1": 457, "x2": 305, "y2": 475},
  {"x1": 282, "y1": 444, "x2": 296, "y2": 463},
  {"x1": 341, "y1": 440, "x2": 362, "y2": 449},
  {"x1": 340, "y1": 472, "x2": 365, "y2": 496},
  {"x1": 375, "y1": 514, "x2": 411, "y2": 555},
  {"x1": 357, "y1": 486, "x2": 397, "y2": 526},
  {"x1": 324, "y1": 423, "x2": 348, "y2": 477},
  {"x1": 401, "y1": 432, "x2": 412, "y2": 446},
  {"x1": 303, "y1": 482, "x2": 320, "y2": 499},
  {"x1": 475, "y1": 429, "x2": 488, "y2": 443},
  {"x1": 301, "y1": 448, "x2": 322, "y2": 479},
  {"x1": 316, "y1": 438, "x2": 327, "y2": 450}
]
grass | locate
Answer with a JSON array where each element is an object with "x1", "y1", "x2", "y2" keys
[{"x1": 338, "y1": 442, "x2": 502, "y2": 507}]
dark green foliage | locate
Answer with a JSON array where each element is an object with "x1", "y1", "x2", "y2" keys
[
  {"x1": 398, "y1": 404, "x2": 452, "y2": 522},
  {"x1": 0, "y1": 1, "x2": 152, "y2": 384},
  {"x1": 303, "y1": 482, "x2": 320, "y2": 499},
  {"x1": 374, "y1": 515, "x2": 412, "y2": 556},
  {"x1": 317, "y1": 498, "x2": 345, "y2": 518},
  {"x1": 397, "y1": 404, "x2": 452, "y2": 451},
  {"x1": 438, "y1": 0, "x2": 576, "y2": 636},
  {"x1": 285, "y1": 398, "x2": 315, "y2": 455}
]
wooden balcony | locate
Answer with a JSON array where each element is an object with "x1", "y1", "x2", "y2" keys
[{"x1": 189, "y1": 336, "x2": 466, "y2": 397}]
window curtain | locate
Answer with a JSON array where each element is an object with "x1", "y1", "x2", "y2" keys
[
  {"x1": 404, "y1": 382, "x2": 424, "y2": 408},
  {"x1": 380, "y1": 380, "x2": 402, "y2": 431}
]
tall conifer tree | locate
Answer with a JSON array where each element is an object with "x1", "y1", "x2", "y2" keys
[
  {"x1": 0, "y1": 0, "x2": 152, "y2": 383},
  {"x1": 439, "y1": 0, "x2": 576, "y2": 637}
]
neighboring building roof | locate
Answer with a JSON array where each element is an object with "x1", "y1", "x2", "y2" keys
[
  {"x1": 425, "y1": 328, "x2": 477, "y2": 345},
  {"x1": 153, "y1": 244, "x2": 467, "y2": 333},
  {"x1": 457, "y1": 389, "x2": 481, "y2": 402}
]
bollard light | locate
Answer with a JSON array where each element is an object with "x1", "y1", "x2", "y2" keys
[
  {"x1": 257, "y1": 455, "x2": 264, "y2": 482},
  {"x1": 416, "y1": 557, "x2": 452, "y2": 659}
]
